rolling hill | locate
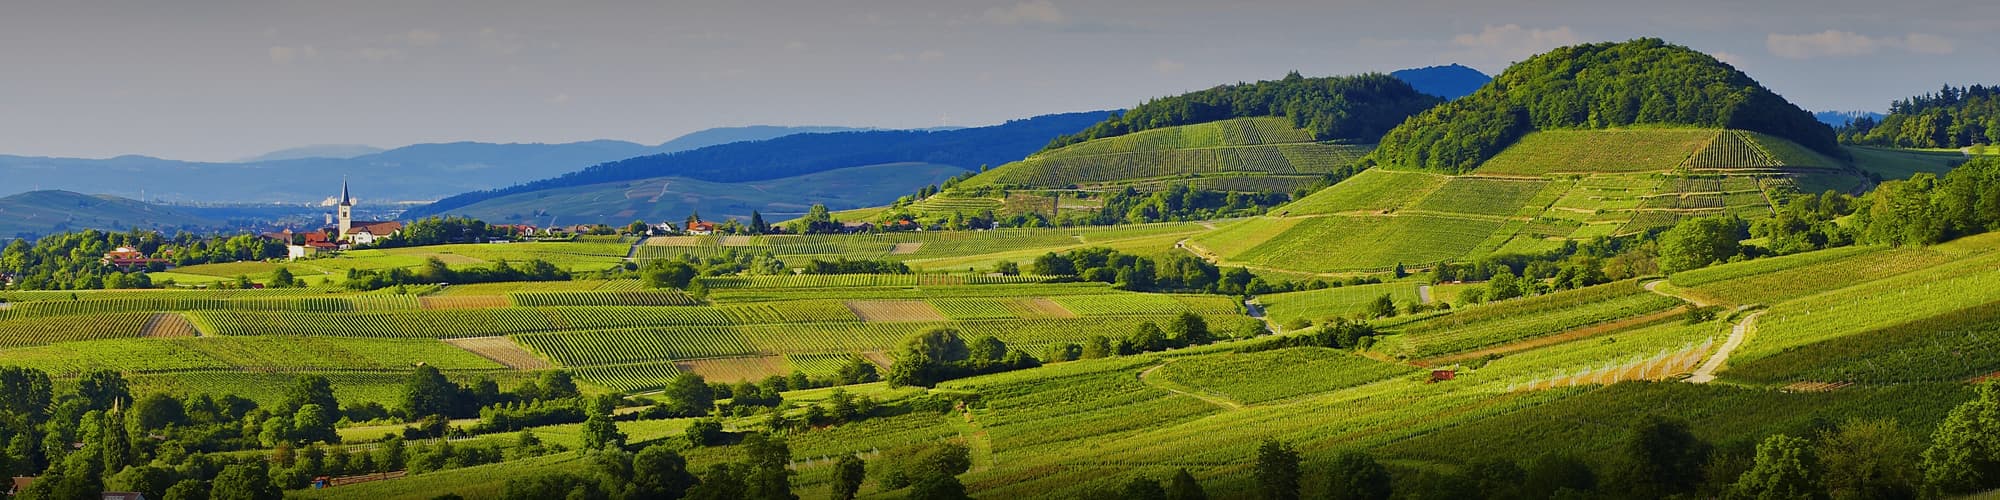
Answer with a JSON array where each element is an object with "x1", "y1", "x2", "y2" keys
[
  {"x1": 0, "y1": 125, "x2": 864, "y2": 204},
  {"x1": 407, "y1": 112, "x2": 1113, "y2": 220},
  {"x1": 435, "y1": 162, "x2": 972, "y2": 224},
  {"x1": 1189, "y1": 41, "x2": 1869, "y2": 275},
  {"x1": 0, "y1": 190, "x2": 218, "y2": 241},
  {"x1": 1390, "y1": 63, "x2": 1491, "y2": 100}
]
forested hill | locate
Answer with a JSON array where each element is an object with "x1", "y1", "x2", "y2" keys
[
  {"x1": 1041, "y1": 73, "x2": 1441, "y2": 152},
  {"x1": 1390, "y1": 64, "x2": 1491, "y2": 100},
  {"x1": 1837, "y1": 84, "x2": 2000, "y2": 148},
  {"x1": 407, "y1": 111, "x2": 1111, "y2": 218},
  {"x1": 1372, "y1": 38, "x2": 1841, "y2": 173}
]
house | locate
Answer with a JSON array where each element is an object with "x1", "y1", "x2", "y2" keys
[
  {"x1": 344, "y1": 221, "x2": 404, "y2": 246},
  {"x1": 1429, "y1": 369, "x2": 1457, "y2": 383},
  {"x1": 650, "y1": 221, "x2": 679, "y2": 235},
  {"x1": 101, "y1": 247, "x2": 170, "y2": 270},
  {"x1": 687, "y1": 221, "x2": 718, "y2": 236},
  {"x1": 837, "y1": 222, "x2": 874, "y2": 234},
  {"x1": 10, "y1": 477, "x2": 32, "y2": 496}
]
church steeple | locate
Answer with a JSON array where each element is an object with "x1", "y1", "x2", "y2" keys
[{"x1": 337, "y1": 176, "x2": 354, "y2": 239}]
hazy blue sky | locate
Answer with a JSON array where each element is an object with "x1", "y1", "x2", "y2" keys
[{"x1": 2, "y1": 0, "x2": 1993, "y2": 161}]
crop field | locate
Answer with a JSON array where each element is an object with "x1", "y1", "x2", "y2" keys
[
  {"x1": 444, "y1": 336, "x2": 553, "y2": 370},
  {"x1": 1283, "y1": 169, "x2": 1449, "y2": 215},
  {"x1": 1846, "y1": 146, "x2": 1967, "y2": 179},
  {"x1": 703, "y1": 282, "x2": 1122, "y2": 303},
  {"x1": 1380, "y1": 382, "x2": 1971, "y2": 468},
  {"x1": 572, "y1": 361, "x2": 686, "y2": 392},
  {"x1": 1228, "y1": 214, "x2": 1504, "y2": 272},
  {"x1": 514, "y1": 326, "x2": 762, "y2": 366},
  {"x1": 187, "y1": 305, "x2": 787, "y2": 338},
  {"x1": 1151, "y1": 347, "x2": 1418, "y2": 404},
  {"x1": 0, "y1": 312, "x2": 155, "y2": 347},
  {"x1": 1743, "y1": 131, "x2": 1846, "y2": 169},
  {"x1": 1473, "y1": 128, "x2": 1720, "y2": 176},
  {"x1": 846, "y1": 300, "x2": 949, "y2": 322},
  {"x1": 430, "y1": 279, "x2": 643, "y2": 296},
  {"x1": 1732, "y1": 249, "x2": 2000, "y2": 371},
  {"x1": 1380, "y1": 280, "x2": 1684, "y2": 358},
  {"x1": 1731, "y1": 301, "x2": 2000, "y2": 384},
  {"x1": 1668, "y1": 245, "x2": 1955, "y2": 306},
  {"x1": 1408, "y1": 177, "x2": 1552, "y2": 216},
  {"x1": 1257, "y1": 282, "x2": 1422, "y2": 326},
  {"x1": 507, "y1": 290, "x2": 697, "y2": 307}
]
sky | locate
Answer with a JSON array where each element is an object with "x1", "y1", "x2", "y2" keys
[{"x1": 1, "y1": 0, "x2": 1994, "y2": 162}]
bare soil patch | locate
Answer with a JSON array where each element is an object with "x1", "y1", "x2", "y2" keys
[
  {"x1": 140, "y1": 313, "x2": 199, "y2": 338},
  {"x1": 1005, "y1": 298, "x2": 1078, "y2": 319},
  {"x1": 889, "y1": 242, "x2": 924, "y2": 255},
  {"x1": 444, "y1": 336, "x2": 553, "y2": 370},
  {"x1": 847, "y1": 300, "x2": 949, "y2": 322},
  {"x1": 678, "y1": 355, "x2": 792, "y2": 384}
]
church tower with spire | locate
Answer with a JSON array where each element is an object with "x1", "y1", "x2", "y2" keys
[{"x1": 337, "y1": 177, "x2": 353, "y2": 238}]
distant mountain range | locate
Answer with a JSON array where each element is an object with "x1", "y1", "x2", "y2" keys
[
  {"x1": 0, "y1": 190, "x2": 219, "y2": 241},
  {"x1": 1391, "y1": 64, "x2": 1492, "y2": 100},
  {"x1": 238, "y1": 144, "x2": 386, "y2": 162},
  {"x1": 1815, "y1": 110, "x2": 1886, "y2": 126},
  {"x1": 408, "y1": 111, "x2": 1113, "y2": 221},
  {"x1": 0, "y1": 125, "x2": 866, "y2": 204}
]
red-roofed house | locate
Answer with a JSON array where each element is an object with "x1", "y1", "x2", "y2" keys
[
  {"x1": 101, "y1": 247, "x2": 169, "y2": 270},
  {"x1": 687, "y1": 221, "x2": 718, "y2": 235}
]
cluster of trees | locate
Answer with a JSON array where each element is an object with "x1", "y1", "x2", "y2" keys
[
  {"x1": 1029, "y1": 248, "x2": 1237, "y2": 293},
  {"x1": 633, "y1": 252, "x2": 789, "y2": 291},
  {"x1": 0, "y1": 229, "x2": 285, "y2": 290},
  {"x1": 886, "y1": 329, "x2": 1042, "y2": 387},
  {"x1": 1044, "y1": 73, "x2": 1441, "y2": 150},
  {"x1": 0, "y1": 366, "x2": 579, "y2": 500},
  {"x1": 1839, "y1": 84, "x2": 2000, "y2": 148},
  {"x1": 1853, "y1": 157, "x2": 2000, "y2": 246},
  {"x1": 372, "y1": 216, "x2": 517, "y2": 248},
  {"x1": 1236, "y1": 385, "x2": 2000, "y2": 500},
  {"x1": 414, "y1": 112, "x2": 1111, "y2": 217},
  {"x1": 1247, "y1": 319, "x2": 1378, "y2": 351},
  {"x1": 1085, "y1": 185, "x2": 1291, "y2": 225},
  {"x1": 800, "y1": 258, "x2": 910, "y2": 275},
  {"x1": 342, "y1": 256, "x2": 568, "y2": 291},
  {"x1": 500, "y1": 434, "x2": 793, "y2": 500},
  {"x1": 1373, "y1": 38, "x2": 1841, "y2": 173},
  {"x1": 1042, "y1": 313, "x2": 1227, "y2": 362}
]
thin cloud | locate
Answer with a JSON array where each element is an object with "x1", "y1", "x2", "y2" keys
[
  {"x1": 1153, "y1": 58, "x2": 1185, "y2": 74},
  {"x1": 984, "y1": 0, "x2": 1066, "y2": 26},
  {"x1": 267, "y1": 45, "x2": 317, "y2": 64},
  {"x1": 1766, "y1": 31, "x2": 1955, "y2": 59},
  {"x1": 1449, "y1": 24, "x2": 1581, "y2": 72}
]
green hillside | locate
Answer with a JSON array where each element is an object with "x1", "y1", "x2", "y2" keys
[
  {"x1": 1372, "y1": 38, "x2": 1841, "y2": 174},
  {"x1": 963, "y1": 117, "x2": 1367, "y2": 190},
  {"x1": 437, "y1": 162, "x2": 968, "y2": 225},
  {"x1": 0, "y1": 190, "x2": 217, "y2": 240}
]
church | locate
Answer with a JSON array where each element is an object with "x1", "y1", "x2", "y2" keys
[{"x1": 332, "y1": 179, "x2": 403, "y2": 246}]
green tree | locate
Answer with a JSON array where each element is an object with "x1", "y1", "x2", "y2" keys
[
  {"x1": 1732, "y1": 434, "x2": 1823, "y2": 500},
  {"x1": 539, "y1": 370, "x2": 581, "y2": 400},
  {"x1": 1325, "y1": 451, "x2": 1392, "y2": 500},
  {"x1": 108, "y1": 465, "x2": 175, "y2": 500},
  {"x1": 642, "y1": 260, "x2": 699, "y2": 290},
  {"x1": 581, "y1": 401, "x2": 625, "y2": 451},
  {"x1": 832, "y1": 454, "x2": 867, "y2": 500},
  {"x1": 1253, "y1": 439, "x2": 1301, "y2": 500},
  {"x1": 1922, "y1": 382, "x2": 2000, "y2": 494},
  {"x1": 685, "y1": 419, "x2": 725, "y2": 447},
  {"x1": 1127, "y1": 322, "x2": 1168, "y2": 353},
  {"x1": 400, "y1": 365, "x2": 461, "y2": 419},
  {"x1": 280, "y1": 375, "x2": 340, "y2": 428},
  {"x1": 1366, "y1": 293, "x2": 1398, "y2": 319},
  {"x1": 1167, "y1": 312, "x2": 1211, "y2": 346},
  {"x1": 1122, "y1": 475, "x2": 1169, "y2": 500},
  {"x1": 76, "y1": 369, "x2": 130, "y2": 411},
  {"x1": 836, "y1": 356, "x2": 879, "y2": 384},
  {"x1": 1659, "y1": 215, "x2": 1747, "y2": 273},
  {"x1": 902, "y1": 328, "x2": 970, "y2": 363},
  {"x1": 1165, "y1": 468, "x2": 1206, "y2": 500},
  {"x1": 1082, "y1": 335, "x2": 1113, "y2": 359},
  {"x1": 686, "y1": 464, "x2": 746, "y2": 500},
  {"x1": 208, "y1": 464, "x2": 280, "y2": 500},
  {"x1": 1816, "y1": 419, "x2": 1919, "y2": 500},
  {"x1": 633, "y1": 445, "x2": 699, "y2": 499},
  {"x1": 270, "y1": 267, "x2": 296, "y2": 287},
  {"x1": 906, "y1": 474, "x2": 970, "y2": 500},
  {"x1": 1524, "y1": 453, "x2": 1597, "y2": 498},
  {"x1": 501, "y1": 472, "x2": 608, "y2": 500},
  {"x1": 660, "y1": 373, "x2": 714, "y2": 416},
  {"x1": 741, "y1": 433, "x2": 797, "y2": 500},
  {"x1": 1618, "y1": 416, "x2": 1713, "y2": 499},
  {"x1": 163, "y1": 479, "x2": 208, "y2": 500},
  {"x1": 130, "y1": 392, "x2": 186, "y2": 431}
]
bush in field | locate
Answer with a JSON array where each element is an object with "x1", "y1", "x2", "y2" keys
[{"x1": 1660, "y1": 216, "x2": 1749, "y2": 273}]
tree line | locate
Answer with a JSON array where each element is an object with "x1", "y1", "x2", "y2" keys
[
  {"x1": 1838, "y1": 84, "x2": 2000, "y2": 148},
  {"x1": 1372, "y1": 38, "x2": 1842, "y2": 174},
  {"x1": 1043, "y1": 73, "x2": 1441, "y2": 151}
]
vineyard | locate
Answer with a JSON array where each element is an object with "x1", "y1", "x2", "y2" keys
[
  {"x1": 1471, "y1": 128, "x2": 1721, "y2": 176},
  {"x1": 1225, "y1": 214, "x2": 1504, "y2": 272},
  {"x1": 1380, "y1": 280, "x2": 1684, "y2": 358},
  {"x1": 1151, "y1": 348, "x2": 1418, "y2": 404},
  {"x1": 1408, "y1": 177, "x2": 1553, "y2": 216},
  {"x1": 1258, "y1": 282, "x2": 1422, "y2": 327},
  {"x1": 1283, "y1": 169, "x2": 1450, "y2": 215}
]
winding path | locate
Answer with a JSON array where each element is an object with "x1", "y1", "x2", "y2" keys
[
  {"x1": 1137, "y1": 362, "x2": 1242, "y2": 410},
  {"x1": 1688, "y1": 311, "x2": 1763, "y2": 384},
  {"x1": 1644, "y1": 279, "x2": 1755, "y2": 384}
]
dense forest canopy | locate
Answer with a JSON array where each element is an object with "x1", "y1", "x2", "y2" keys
[
  {"x1": 1042, "y1": 73, "x2": 1441, "y2": 151},
  {"x1": 1372, "y1": 38, "x2": 1842, "y2": 173},
  {"x1": 1837, "y1": 84, "x2": 2000, "y2": 148},
  {"x1": 409, "y1": 112, "x2": 1111, "y2": 218}
]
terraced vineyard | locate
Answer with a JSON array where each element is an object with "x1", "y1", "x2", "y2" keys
[
  {"x1": 963, "y1": 117, "x2": 1370, "y2": 189},
  {"x1": 1472, "y1": 129, "x2": 1721, "y2": 176},
  {"x1": 1258, "y1": 282, "x2": 1422, "y2": 327},
  {"x1": 1219, "y1": 214, "x2": 1504, "y2": 272},
  {"x1": 1380, "y1": 280, "x2": 1684, "y2": 358},
  {"x1": 1282, "y1": 169, "x2": 1448, "y2": 215}
]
